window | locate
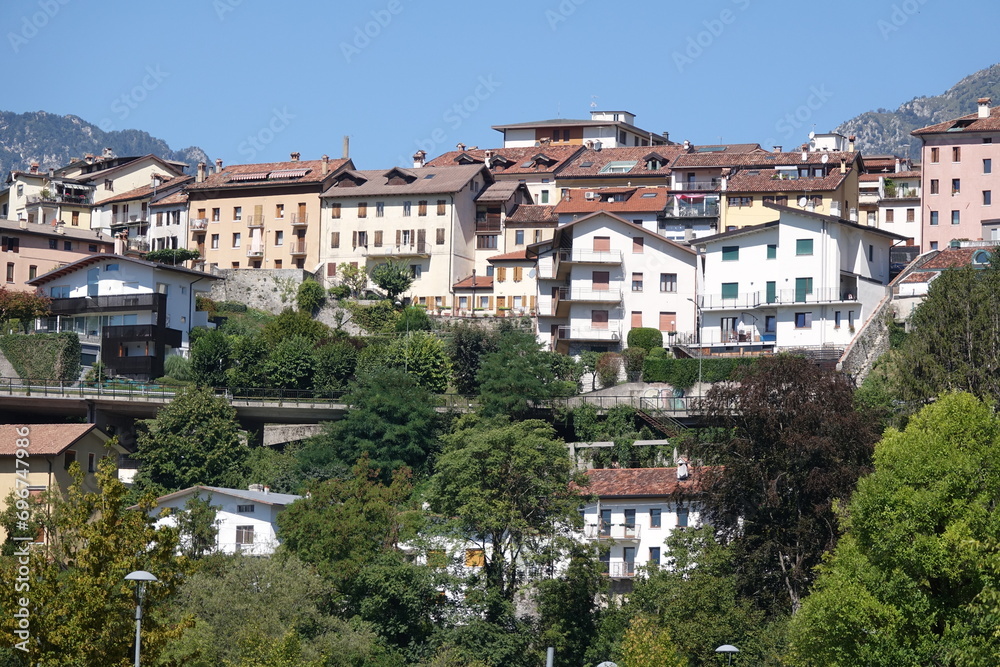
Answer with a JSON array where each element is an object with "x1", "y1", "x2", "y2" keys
[
  {"x1": 868, "y1": 244, "x2": 874, "y2": 262},
  {"x1": 237, "y1": 504, "x2": 255, "y2": 513},
  {"x1": 795, "y1": 312, "x2": 813, "y2": 328},
  {"x1": 721, "y1": 246, "x2": 740, "y2": 261},
  {"x1": 104, "y1": 179, "x2": 113, "y2": 191},
  {"x1": 631, "y1": 272, "x2": 643, "y2": 292},
  {"x1": 677, "y1": 508, "x2": 689, "y2": 528},
  {"x1": 952, "y1": 178, "x2": 961, "y2": 194},
  {"x1": 232, "y1": 233, "x2": 241, "y2": 248},
  {"x1": 275, "y1": 203, "x2": 284, "y2": 219},
  {"x1": 209, "y1": 233, "x2": 220, "y2": 249},
  {"x1": 593, "y1": 236, "x2": 611, "y2": 252},
  {"x1": 721, "y1": 282, "x2": 738, "y2": 299},
  {"x1": 659, "y1": 312, "x2": 677, "y2": 332},
  {"x1": 402, "y1": 201, "x2": 411, "y2": 216},
  {"x1": 411, "y1": 264, "x2": 422, "y2": 279},
  {"x1": 906, "y1": 208, "x2": 915, "y2": 222},
  {"x1": 795, "y1": 277, "x2": 813, "y2": 301},
  {"x1": 275, "y1": 230, "x2": 284, "y2": 246},
  {"x1": 650, "y1": 508, "x2": 662, "y2": 528},
  {"x1": 766, "y1": 281, "x2": 776, "y2": 304},
  {"x1": 373, "y1": 230, "x2": 383, "y2": 247},
  {"x1": 767, "y1": 244, "x2": 777, "y2": 259},
  {"x1": 763, "y1": 195, "x2": 789, "y2": 205},
  {"x1": 477, "y1": 235, "x2": 498, "y2": 249},
  {"x1": 436, "y1": 227, "x2": 445, "y2": 245},
  {"x1": 48, "y1": 239, "x2": 58, "y2": 249},
  {"x1": 437, "y1": 199, "x2": 446, "y2": 215},
  {"x1": 765, "y1": 315, "x2": 776, "y2": 332},
  {"x1": 64, "y1": 449, "x2": 76, "y2": 470},
  {"x1": 87, "y1": 453, "x2": 96, "y2": 473},
  {"x1": 592, "y1": 271, "x2": 609, "y2": 291},
  {"x1": 632, "y1": 237, "x2": 644, "y2": 253},
  {"x1": 835, "y1": 310, "x2": 841, "y2": 328},
  {"x1": 591, "y1": 310, "x2": 609, "y2": 330},
  {"x1": 660, "y1": 273, "x2": 677, "y2": 292},
  {"x1": 212, "y1": 207, "x2": 221, "y2": 222},
  {"x1": 274, "y1": 259, "x2": 282, "y2": 268},
  {"x1": 953, "y1": 146, "x2": 961, "y2": 162},
  {"x1": 727, "y1": 196, "x2": 752, "y2": 207},
  {"x1": 375, "y1": 202, "x2": 384, "y2": 217},
  {"x1": 985, "y1": 159, "x2": 993, "y2": 174},
  {"x1": 796, "y1": 239, "x2": 814, "y2": 255},
  {"x1": 930, "y1": 179, "x2": 939, "y2": 195},
  {"x1": 631, "y1": 311, "x2": 642, "y2": 327},
  {"x1": 985, "y1": 191, "x2": 993, "y2": 206},
  {"x1": 513, "y1": 266, "x2": 523, "y2": 282},
  {"x1": 465, "y1": 549, "x2": 485, "y2": 567},
  {"x1": 515, "y1": 230, "x2": 524, "y2": 245},
  {"x1": 930, "y1": 241, "x2": 939, "y2": 250},
  {"x1": 885, "y1": 209, "x2": 894, "y2": 223},
  {"x1": 233, "y1": 206, "x2": 242, "y2": 221},
  {"x1": 235, "y1": 525, "x2": 254, "y2": 548},
  {"x1": 930, "y1": 211, "x2": 939, "y2": 226},
  {"x1": 418, "y1": 200, "x2": 427, "y2": 216},
  {"x1": 5, "y1": 263, "x2": 13, "y2": 283},
  {"x1": 50, "y1": 285, "x2": 69, "y2": 298},
  {"x1": 28, "y1": 265, "x2": 36, "y2": 280},
  {"x1": 952, "y1": 210, "x2": 961, "y2": 225},
  {"x1": 357, "y1": 231, "x2": 368, "y2": 247},
  {"x1": 931, "y1": 147, "x2": 939, "y2": 163},
  {"x1": 357, "y1": 202, "x2": 367, "y2": 218},
  {"x1": 649, "y1": 547, "x2": 661, "y2": 566},
  {"x1": 535, "y1": 229, "x2": 543, "y2": 242},
  {"x1": 540, "y1": 190, "x2": 550, "y2": 204},
  {"x1": 849, "y1": 310, "x2": 856, "y2": 329},
  {"x1": 64, "y1": 240, "x2": 72, "y2": 251},
  {"x1": 330, "y1": 203, "x2": 341, "y2": 219},
  {"x1": 330, "y1": 231, "x2": 340, "y2": 248},
  {"x1": 71, "y1": 211, "x2": 79, "y2": 226}
]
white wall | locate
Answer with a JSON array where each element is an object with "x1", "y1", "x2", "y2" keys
[{"x1": 153, "y1": 492, "x2": 292, "y2": 557}]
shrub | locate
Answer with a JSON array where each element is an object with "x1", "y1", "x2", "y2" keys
[
  {"x1": 641, "y1": 356, "x2": 757, "y2": 388},
  {"x1": 626, "y1": 327, "x2": 663, "y2": 351},
  {"x1": 328, "y1": 284, "x2": 351, "y2": 300},
  {"x1": 346, "y1": 301, "x2": 400, "y2": 335},
  {"x1": 647, "y1": 346, "x2": 666, "y2": 359},
  {"x1": 296, "y1": 279, "x2": 326, "y2": 313},
  {"x1": 396, "y1": 306, "x2": 432, "y2": 332},
  {"x1": 596, "y1": 352, "x2": 622, "y2": 389},
  {"x1": 163, "y1": 354, "x2": 193, "y2": 382},
  {"x1": 621, "y1": 347, "x2": 647, "y2": 382},
  {"x1": 0, "y1": 333, "x2": 80, "y2": 381}
]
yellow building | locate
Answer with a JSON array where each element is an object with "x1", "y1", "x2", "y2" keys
[
  {"x1": 185, "y1": 154, "x2": 353, "y2": 271},
  {"x1": 0, "y1": 424, "x2": 125, "y2": 542}
]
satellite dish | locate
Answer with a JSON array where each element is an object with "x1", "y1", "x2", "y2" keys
[
  {"x1": 798, "y1": 196, "x2": 808, "y2": 207},
  {"x1": 596, "y1": 663, "x2": 619, "y2": 667},
  {"x1": 528, "y1": 268, "x2": 536, "y2": 278},
  {"x1": 821, "y1": 154, "x2": 829, "y2": 163}
]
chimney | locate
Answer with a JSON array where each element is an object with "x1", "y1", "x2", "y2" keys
[
  {"x1": 663, "y1": 131, "x2": 669, "y2": 143},
  {"x1": 456, "y1": 143, "x2": 466, "y2": 152},
  {"x1": 102, "y1": 147, "x2": 114, "y2": 158},
  {"x1": 215, "y1": 158, "x2": 223, "y2": 174},
  {"x1": 413, "y1": 150, "x2": 426, "y2": 169},
  {"x1": 894, "y1": 158, "x2": 901, "y2": 173},
  {"x1": 772, "y1": 145, "x2": 782, "y2": 153},
  {"x1": 801, "y1": 151, "x2": 808, "y2": 162},
  {"x1": 840, "y1": 157, "x2": 847, "y2": 174},
  {"x1": 290, "y1": 152, "x2": 300, "y2": 162},
  {"x1": 342, "y1": 135, "x2": 350, "y2": 160},
  {"x1": 85, "y1": 154, "x2": 94, "y2": 165},
  {"x1": 682, "y1": 139, "x2": 691, "y2": 151},
  {"x1": 196, "y1": 161, "x2": 206, "y2": 183},
  {"x1": 321, "y1": 154, "x2": 330, "y2": 175},
  {"x1": 979, "y1": 97, "x2": 992, "y2": 119},
  {"x1": 29, "y1": 162, "x2": 39, "y2": 174},
  {"x1": 676, "y1": 457, "x2": 690, "y2": 480},
  {"x1": 848, "y1": 135, "x2": 856, "y2": 152},
  {"x1": 584, "y1": 140, "x2": 594, "y2": 149},
  {"x1": 263, "y1": 485, "x2": 270, "y2": 495},
  {"x1": 47, "y1": 168, "x2": 54, "y2": 179}
]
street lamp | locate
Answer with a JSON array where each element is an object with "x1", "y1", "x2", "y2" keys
[
  {"x1": 715, "y1": 644, "x2": 739, "y2": 665},
  {"x1": 125, "y1": 570, "x2": 158, "y2": 667},
  {"x1": 686, "y1": 297, "x2": 704, "y2": 397}
]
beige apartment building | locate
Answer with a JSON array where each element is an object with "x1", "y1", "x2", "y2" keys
[
  {"x1": 185, "y1": 154, "x2": 353, "y2": 271},
  {"x1": 0, "y1": 218, "x2": 113, "y2": 290}
]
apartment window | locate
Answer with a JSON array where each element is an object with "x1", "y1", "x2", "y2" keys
[
  {"x1": 211, "y1": 234, "x2": 220, "y2": 249},
  {"x1": 631, "y1": 311, "x2": 643, "y2": 328},
  {"x1": 515, "y1": 230, "x2": 524, "y2": 245},
  {"x1": 274, "y1": 259, "x2": 282, "y2": 268},
  {"x1": 357, "y1": 231, "x2": 368, "y2": 247},
  {"x1": 930, "y1": 241, "x2": 938, "y2": 250},
  {"x1": 275, "y1": 203, "x2": 284, "y2": 219},
  {"x1": 986, "y1": 138, "x2": 994, "y2": 144},
  {"x1": 232, "y1": 233, "x2": 241, "y2": 248},
  {"x1": 953, "y1": 146, "x2": 961, "y2": 162},
  {"x1": 795, "y1": 312, "x2": 813, "y2": 328},
  {"x1": 540, "y1": 190, "x2": 550, "y2": 204},
  {"x1": 849, "y1": 310, "x2": 856, "y2": 328},
  {"x1": 593, "y1": 236, "x2": 611, "y2": 252},
  {"x1": 375, "y1": 202, "x2": 384, "y2": 217},
  {"x1": 930, "y1": 211, "x2": 939, "y2": 226},
  {"x1": 721, "y1": 282, "x2": 738, "y2": 299},
  {"x1": 436, "y1": 228, "x2": 445, "y2": 245},
  {"x1": 50, "y1": 285, "x2": 69, "y2": 298},
  {"x1": 212, "y1": 207, "x2": 220, "y2": 222},
  {"x1": 677, "y1": 507, "x2": 689, "y2": 528},
  {"x1": 835, "y1": 311, "x2": 841, "y2": 328},
  {"x1": 649, "y1": 547, "x2": 661, "y2": 565},
  {"x1": 985, "y1": 159, "x2": 993, "y2": 174},
  {"x1": 477, "y1": 235, "x2": 498, "y2": 249},
  {"x1": 87, "y1": 453, "x2": 96, "y2": 473},
  {"x1": 105, "y1": 263, "x2": 119, "y2": 272},
  {"x1": 71, "y1": 211, "x2": 79, "y2": 226},
  {"x1": 465, "y1": 549, "x2": 485, "y2": 567},
  {"x1": 237, "y1": 504, "x2": 255, "y2": 513},
  {"x1": 89, "y1": 244, "x2": 98, "y2": 252},
  {"x1": 403, "y1": 201, "x2": 411, "y2": 216},
  {"x1": 513, "y1": 266, "x2": 523, "y2": 282},
  {"x1": 906, "y1": 208, "x2": 915, "y2": 222},
  {"x1": 274, "y1": 230, "x2": 284, "y2": 246},
  {"x1": 357, "y1": 202, "x2": 367, "y2": 218},
  {"x1": 233, "y1": 206, "x2": 242, "y2": 221},
  {"x1": 795, "y1": 277, "x2": 813, "y2": 301},
  {"x1": 591, "y1": 310, "x2": 609, "y2": 330},
  {"x1": 49, "y1": 239, "x2": 58, "y2": 249},
  {"x1": 330, "y1": 231, "x2": 340, "y2": 248},
  {"x1": 632, "y1": 237, "x2": 644, "y2": 253},
  {"x1": 721, "y1": 246, "x2": 740, "y2": 261},
  {"x1": 931, "y1": 147, "x2": 940, "y2": 163},
  {"x1": 659, "y1": 273, "x2": 677, "y2": 292},
  {"x1": 727, "y1": 196, "x2": 752, "y2": 207},
  {"x1": 766, "y1": 281, "x2": 776, "y2": 304},
  {"x1": 330, "y1": 203, "x2": 341, "y2": 219},
  {"x1": 631, "y1": 272, "x2": 643, "y2": 292},
  {"x1": 5, "y1": 263, "x2": 13, "y2": 283},
  {"x1": 28, "y1": 265, "x2": 36, "y2": 280},
  {"x1": 64, "y1": 449, "x2": 76, "y2": 470},
  {"x1": 650, "y1": 508, "x2": 662, "y2": 528},
  {"x1": 411, "y1": 264, "x2": 422, "y2": 279},
  {"x1": 767, "y1": 244, "x2": 777, "y2": 259},
  {"x1": 235, "y1": 525, "x2": 254, "y2": 548},
  {"x1": 418, "y1": 200, "x2": 427, "y2": 216},
  {"x1": 796, "y1": 239, "x2": 814, "y2": 255},
  {"x1": 952, "y1": 179, "x2": 961, "y2": 194},
  {"x1": 104, "y1": 179, "x2": 113, "y2": 191},
  {"x1": 437, "y1": 199, "x2": 446, "y2": 215},
  {"x1": 64, "y1": 240, "x2": 72, "y2": 251},
  {"x1": 534, "y1": 229, "x2": 543, "y2": 242},
  {"x1": 868, "y1": 244, "x2": 874, "y2": 262},
  {"x1": 373, "y1": 230, "x2": 383, "y2": 247},
  {"x1": 952, "y1": 210, "x2": 960, "y2": 225},
  {"x1": 592, "y1": 270, "x2": 609, "y2": 291},
  {"x1": 765, "y1": 315, "x2": 776, "y2": 333},
  {"x1": 930, "y1": 179, "x2": 939, "y2": 195}
]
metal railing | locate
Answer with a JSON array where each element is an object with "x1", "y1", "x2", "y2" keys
[
  {"x1": 190, "y1": 219, "x2": 209, "y2": 230},
  {"x1": 604, "y1": 561, "x2": 637, "y2": 578},
  {"x1": 584, "y1": 523, "x2": 641, "y2": 541},
  {"x1": 699, "y1": 288, "x2": 858, "y2": 309},
  {"x1": 365, "y1": 242, "x2": 430, "y2": 257},
  {"x1": 672, "y1": 180, "x2": 719, "y2": 191},
  {"x1": 556, "y1": 326, "x2": 621, "y2": 342},
  {"x1": 559, "y1": 249, "x2": 623, "y2": 264},
  {"x1": 662, "y1": 204, "x2": 720, "y2": 218},
  {"x1": 288, "y1": 241, "x2": 307, "y2": 255},
  {"x1": 48, "y1": 293, "x2": 165, "y2": 315},
  {"x1": 565, "y1": 288, "x2": 623, "y2": 303},
  {"x1": 290, "y1": 213, "x2": 308, "y2": 225},
  {"x1": 246, "y1": 215, "x2": 264, "y2": 228}
]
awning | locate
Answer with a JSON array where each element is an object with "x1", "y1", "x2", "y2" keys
[{"x1": 228, "y1": 172, "x2": 271, "y2": 182}]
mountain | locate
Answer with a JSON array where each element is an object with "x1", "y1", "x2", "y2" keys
[
  {"x1": 0, "y1": 110, "x2": 209, "y2": 179},
  {"x1": 835, "y1": 64, "x2": 1000, "y2": 159}
]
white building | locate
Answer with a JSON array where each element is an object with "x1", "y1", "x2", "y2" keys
[
  {"x1": 858, "y1": 171, "x2": 922, "y2": 248},
  {"x1": 692, "y1": 204, "x2": 906, "y2": 351},
  {"x1": 27, "y1": 254, "x2": 219, "y2": 378},
  {"x1": 534, "y1": 211, "x2": 698, "y2": 353},
  {"x1": 581, "y1": 465, "x2": 708, "y2": 587},
  {"x1": 492, "y1": 110, "x2": 668, "y2": 149},
  {"x1": 91, "y1": 174, "x2": 193, "y2": 252},
  {"x1": 147, "y1": 485, "x2": 301, "y2": 556}
]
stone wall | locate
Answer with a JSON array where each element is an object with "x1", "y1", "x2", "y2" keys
[
  {"x1": 837, "y1": 292, "x2": 893, "y2": 385},
  {"x1": 207, "y1": 269, "x2": 312, "y2": 314}
]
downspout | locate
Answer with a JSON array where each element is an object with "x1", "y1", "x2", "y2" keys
[{"x1": 448, "y1": 192, "x2": 457, "y2": 308}]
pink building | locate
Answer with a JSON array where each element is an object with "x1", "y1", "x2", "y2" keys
[{"x1": 913, "y1": 97, "x2": 1000, "y2": 251}]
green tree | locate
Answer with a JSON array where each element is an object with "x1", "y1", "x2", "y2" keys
[
  {"x1": 337, "y1": 262, "x2": 368, "y2": 298},
  {"x1": 175, "y1": 492, "x2": 219, "y2": 559},
  {"x1": 262, "y1": 308, "x2": 332, "y2": 346},
  {"x1": 476, "y1": 330, "x2": 569, "y2": 419},
  {"x1": 143, "y1": 247, "x2": 200, "y2": 265},
  {"x1": 226, "y1": 330, "x2": 270, "y2": 389},
  {"x1": 536, "y1": 545, "x2": 608, "y2": 667},
  {"x1": 262, "y1": 334, "x2": 316, "y2": 391},
  {"x1": 618, "y1": 615, "x2": 685, "y2": 667},
  {"x1": 396, "y1": 305, "x2": 432, "y2": 332},
  {"x1": 386, "y1": 330, "x2": 452, "y2": 394},
  {"x1": 698, "y1": 354, "x2": 877, "y2": 615},
  {"x1": 447, "y1": 321, "x2": 500, "y2": 395},
  {"x1": 190, "y1": 328, "x2": 232, "y2": 387},
  {"x1": 370, "y1": 260, "x2": 414, "y2": 300},
  {"x1": 0, "y1": 287, "x2": 51, "y2": 332},
  {"x1": 787, "y1": 392, "x2": 1000, "y2": 666},
  {"x1": 596, "y1": 352, "x2": 622, "y2": 388},
  {"x1": 296, "y1": 279, "x2": 326, "y2": 313},
  {"x1": 0, "y1": 458, "x2": 186, "y2": 666},
  {"x1": 312, "y1": 339, "x2": 358, "y2": 395},
  {"x1": 133, "y1": 386, "x2": 248, "y2": 495},
  {"x1": 430, "y1": 416, "x2": 587, "y2": 621}
]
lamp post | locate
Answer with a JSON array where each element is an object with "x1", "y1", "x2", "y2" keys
[
  {"x1": 686, "y1": 297, "x2": 704, "y2": 397},
  {"x1": 715, "y1": 644, "x2": 739, "y2": 666},
  {"x1": 125, "y1": 570, "x2": 158, "y2": 667}
]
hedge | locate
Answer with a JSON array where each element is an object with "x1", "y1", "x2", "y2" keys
[
  {"x1": 0, "y1": 333, "x2": 81, "y2": 382},
  {"x1": 642, "y1": 356, "x2": 757, "y2": 389},
  {"x1": 626, "y1": 327, "x2": 663, "y2": 351}
]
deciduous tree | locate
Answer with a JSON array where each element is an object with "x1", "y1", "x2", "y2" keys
[{"x1": 369, "y1": 260, "x2": 414, "y2": 301}]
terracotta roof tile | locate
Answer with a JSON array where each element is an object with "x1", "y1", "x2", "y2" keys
[
  {"x1": 452, "y1": 274, "x2": 493, "y2": 290},
  {"x1": 725, "y1": 168, "x2": 849, "y2": 194},
  {"x1": 0, "y1": 218, "x2": 112, "y2": 244},
  {"x1": 425, "y1": 145, "x2": 584, "y2": 175},
  {"x1": 487, "y1": 249, "x2": 530, "y2": 262},
  {"x1": 919, "y1": 248, "x2": 986, "y2": 270},
  {"x1": 0, "y1": 424, "x2": 102, "y2": 456},
  {"x1": 553, "y1": 187, "x2": 669, "y2": 214},
  {"x1": 475, "y1": 181, "x2": 522, "y2": 202},
  {"x1": 506, "y1": 204, "x2": 557, "y2": 224},
  {"x1": 321, "y1": 164, "x2": 487, "y2": 198},
  {"x1": 912, "y1": 105, "x2": 1000, "y2": 135},
  {"x1": 554, "y1": 146, "x2": 687, "y2": 179},
  {"x1": 187, "y1": 158, "x2": 351, "y2": 191},
  {"x1": 672, "y1": 149, "x2": 860, "y2": 169},
  {"x1": 99, "y1": 175, "x2": 193, "y2": 206},
  {"x1": 583, "y1": 466, "x2": 713, "y2": 498}
]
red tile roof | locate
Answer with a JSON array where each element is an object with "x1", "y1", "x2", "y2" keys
[
  {"x1": 186, "y1": 158, "x2": 351, "y2": 191},
  {"x1": 322, "y1": 165, "x2": 486, "y2": 197},
  {"x1": 919, "y1": 248, "x2": 987, "y2": 270},
  {"x1": 583, "y1": 466, "x2": 712, "y2": 498},
  {"x1": 487, "y1": 249, "x2": 530, "y2": 262},
  {"x1": 672, "y1": 149, "x2": 860, "y2": 169},
  {"x1": 506, "y1": 204, "x2": 557, "y2": 225},
  {"x1": 885, "y1": 170, "x2": 921, "y2": 180},
  {"x1": 0, "y1": 424, "x2": 105, "y2": 456},
  {"x1": 554, "y1": 145, "x2": 688, "y2": 179},
  {"x1": 725, "y1": 168, "x2": 849, "y2": 194},
  {"x1": 99, "y1": 175, "x2": 193, "y2": 206},
  {"x1": 554, "y1": 187, "x2": 669, "y2": 214},
  {"x1": 452, "y1": 274, "x2": 494, "y2": 290},
  {"x1": 912, "y1": 105, "x2": 1000, "y2": 135},
  {"x1": 425, "y1": 145, "x2": 583, "y2": 175}
]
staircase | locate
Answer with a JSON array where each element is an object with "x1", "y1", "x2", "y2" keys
[{"x1": 637, "y1": 397, "x2": 688, "y2": 437}]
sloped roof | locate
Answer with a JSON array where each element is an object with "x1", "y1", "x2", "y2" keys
[
  {"x1": 0, "y1": 218, "x2": 111, "y2": 243},
  {"x1": 151, "y1": 485, "x2": 301, "y2": 507},
  {"x1": 583, "y1": 466, "x2": 711, "y2": 498},
  {"x1": 321, "y1": 164, "x2": 487, "y2": 198},
  {"x1": 672, "y1": 149, "x2": 859, "y2": 169},
  {"x1": 98, "y1": 175, "x2": 193, "y2": 206},
  {"x1": 0, "y1": 424, "x2": 114, "y2": 456},
  {"x1": 725, "y1": 168, "x2": 849, "y2": 194},
  {"x1": 27, "y1": 253, "x2": 220, "y2": 286},
  {"x1": 554, "y1": 210, "x2": 697, "y2": 255},
  {"x1": 694, "y1": 203, "x2": 909, "y2": 245},
  {"x1": 912, "y1": 104, "x2": 1000, "y2": 135},
  {"x1": 506, "y1": 204, "x2": 557, "y2": 225},
  {"x1": 452, "y1": 274, "x2": 494, "y2": 290},
  {"x1": 475, "y1": 180, "x2": 523, "y2": 202},
  {"x1": 487, "y1": 249, "x2": 531, "y2": 262},
  {"x1": 187, "y1": 158, "x2": 351, "y2": 191},
  {"x1": 554, "y1": 187, "x2": 670, "y2": 214},
  {"x1": 555, "y1": 145, "x2": 687, "y2": 178},
  {"x1": 425, "y1": 145, "x2": 583, "y2": 175}
]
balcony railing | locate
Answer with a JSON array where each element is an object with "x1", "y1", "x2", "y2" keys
[
  {"x1": 245, "y1": 214, "x2": 264, "y2": 228},
  {"x1": 190, "y1": 218, "x2": 208, "y2": 230},
  {"x1": 365, "y1": 242, "x2": 431, "y2": 258},
  {"x1": 673, "y1": 180, "x2": 719, "y2": 191},
  {"x1": 604, "y1": 561, "x2": 637, "y2": 578},
  {"x1": 584, "y1": 523, "x2": 642, "y2": 541},
  {"x1": 662, "y1": 203, "x2": 720, "y2": 218},
  {"x1": 556, "y1": 326, "x2": 621, "y2": 342},
  {"x1": 288, "y1": 241, "x2": 307, "y2": 256},
  {"x1": 246, "y1": 248, "x2": 264, "y2": 257},
  {"x1": 290, "y1": 213, "x2": 308, "y2": 226},
  {"x1": 559, "y1": 249, "x2": 623, "y2": 264},
  {"x1": 27, "y1": 193, "x2": 91, "y2": 205},
  {"x1": 564, "y1": 288, "x2": 623, "y2": 303},
  {"x1": 699, "y1": 288, "x2": 859, "y2": 309},
  {"x1": 126, "y1": 238, "x2": 150, "y2": 253},
  {"x1": 103, "y1": 324, "x2": 181, "y2": 348},
  {"x1": 48, "y1": 293, "x2": 165, "y2": 315}
]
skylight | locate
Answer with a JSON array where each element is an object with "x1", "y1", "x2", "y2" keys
[
  {"x1": 423, "y1": 173, "x2": 436, "y2": 179},
  {"x1": 641, "y1": 192, "x2": 657, "y2": 198},
  {"x1": 599, "y1": 161, "x2": 637, "y2": 174},
  {"x1": 696, "y1": 146, "x2": 726, "y2": 152},
  {"x1": 579, "y1": 161, "x2": 594, "y2": 168}
]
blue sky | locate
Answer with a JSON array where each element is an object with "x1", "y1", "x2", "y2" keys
[{"x1": 3, "y1": 0, "x2": 998, "y2": 168}]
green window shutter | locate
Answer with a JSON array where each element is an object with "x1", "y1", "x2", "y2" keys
[
  {"x1": 721, "y1": 282, "x2": 738, "y2": 299},
  {"x1": 766, "y1": 281, "x2": 776, "y2": 304},
  {"x1": 767, "y1": 244, "x2": 777, "y2": 259},
  {"x1": 795, "y1": 277, "x2": 813, "y2": 301},
  {"x1": 721, "y1": 246, "x2": 740, "y2": 261},
  {"x1": 796, "y1": 239, "x2": 813, "y2": 255}
]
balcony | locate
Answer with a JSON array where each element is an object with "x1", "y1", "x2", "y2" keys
[
  {"x1": 662, "y1": 203, "x2": 720, "y2": 218},
  {"x1": 246, "y1": 214, "x2": 264, "y2": 229},
  {"x1": 365, "y1": 242, "x2": 431, "y2": 258},
  {"x1": 102, "y1": 355, "x2": 159, "y2": 379},
  {"x1": 288, "y1": 241, "x2": 307, "y2": 256},
  {"x1": 559, "y1": 249, "x2": 623, "y2": 265},
  {"x1": 190, "y1": 218, "x2": 208, "y2": 231},
  {"x1": 584, "y1": 523, "x2": 642, "y2": 541},
  {"x1": 27, "y1": 193, "x2": 91, "y2": 205},
  {"x1": 126, "y1": 237, "x2": 150, "y2": 253},
  {"x1": 557, "y1": 326, "x2": 621, "y2": 343},
  {"x1": 884, "y1": 187, "x2": 919, "y2": 200},
  {"x1": 564, "y1": 288, "x2": 623, "y2": 303},
  {"x1": 290, "y1": 213, "x2": 308, "y2": 227},
  {"x1": 699, "y1": 288, "x2": 859, "y2": 310},
  {"x1": 48, "y1": 293, "x2": 165, "y2": 316},
  {"x1": 103, "y1": 324, "x2": 181, "y2": 348},
  {"x1": 604, "y1": 561, "x2": 637, "y2": 579},
  {"x1": 672, "y1": 180, "x2": 719, "y2": 192},
  {"x1": 246, "y1": 248, "x2": 264, "y2": 258}
]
